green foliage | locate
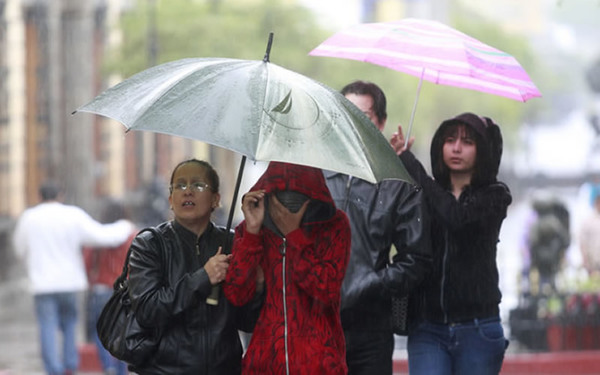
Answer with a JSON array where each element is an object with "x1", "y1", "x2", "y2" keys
[
  {"x1": 105, "y1": 0, "x2": 545, "y2": 155},
  {"x1": 105, "y1": 0, "x2": 329, "y2": 76}
]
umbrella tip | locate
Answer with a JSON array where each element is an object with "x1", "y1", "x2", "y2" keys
[{"x1": 263, "y1": 32, "x2": 274, "y2": 63}]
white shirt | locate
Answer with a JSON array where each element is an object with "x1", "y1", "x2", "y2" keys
[{"x1": 13, "y1": 201, "x2": 134, "y2": 294}]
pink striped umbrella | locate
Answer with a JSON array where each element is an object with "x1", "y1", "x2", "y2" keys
[{"x1": 309, "y1": 18, "x2": 541, "y2": 140}]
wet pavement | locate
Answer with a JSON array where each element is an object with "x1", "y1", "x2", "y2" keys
[
  {"x1": 0, "y1": 277, "x2": 45, "y2": 374},
  {"x1": 0, "y1": 272, "x2": 406, "y2": 375},
  {"x1": 4, "y1": 274, "x2": 599, "y2": 375},
  {"x1": 0, "y1": 277, "x2": 102, "y2": 375}
]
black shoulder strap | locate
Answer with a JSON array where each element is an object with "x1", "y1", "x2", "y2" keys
[{"x1": 113, "y1": 227, "x2": 165, "y2": 290}]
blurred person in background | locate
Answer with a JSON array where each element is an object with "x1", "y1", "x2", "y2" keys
[
  {"x1": 392, "y1": 113, "x2": 511, "y2": 375},
  {"x1": 83, "y1": 198, "x2": 137, "y2": 375},
  {"x1": 325, "y1": 80, "x2": 432, "y2": 375},
  {"x1": 579, "y1": 192, "x2": 600, "y2": 277},
  {"x1": 13, "y1": 181, "x2": 134, "y2": 375},
  {"x1": 527, "y1": 197, "x2": 570, "y2": 294}
]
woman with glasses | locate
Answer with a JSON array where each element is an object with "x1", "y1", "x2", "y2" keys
[{"x1": 126, "y1": 158, "x2": 264, "y2": 374}]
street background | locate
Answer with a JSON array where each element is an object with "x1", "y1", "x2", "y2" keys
[
  {"x1": 0, "y1": 185, "x2": 592, "y2": 374},
  {"x1": 2, "y1": 0, "x2": 600, "y2": 374}
]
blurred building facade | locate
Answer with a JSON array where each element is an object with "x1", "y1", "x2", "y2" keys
[
  {"x1": 1, "y1": 0, "x2": 551, "y2": 262},
  {"x1": 3, "y1": 0, "x2": 594, "y2": 239},
  {"x1": 0, "y1": 0, "x2": 212, "y2": 226}
]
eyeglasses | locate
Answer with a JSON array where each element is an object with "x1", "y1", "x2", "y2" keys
[{"x1": 170, "y1": 182, "x2": 211, "y2": 193}]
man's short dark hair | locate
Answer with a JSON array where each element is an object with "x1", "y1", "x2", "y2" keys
[
  {"x1": 39, "y1": 181, "x2": 60, "y2": 201},
  {"x1": 341, "y1": 80, "x2": 387, "y2": 124}
]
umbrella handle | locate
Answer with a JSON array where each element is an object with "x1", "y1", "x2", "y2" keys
[
  {"x1": 405, "y1": 68, "x2": 424, "y2": 148},
  {"x1": 206, "y1": 155, "x2": 246, "y2": 307}
]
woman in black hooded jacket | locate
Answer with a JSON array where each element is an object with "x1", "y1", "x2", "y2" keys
[{"x1": 391, "y1": 113, "x2": 512, "y2": 375}]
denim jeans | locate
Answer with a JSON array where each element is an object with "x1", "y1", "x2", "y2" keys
[
  {"x1": 88, "y1": 287, "x2": 128, "y2": 375},
  {"x1": 34, "y1": 292, "x2": 79, "y2": 375},
  {"x1": 407, "y1": 317, "x2": 508, "y2": 375},
  {"x1": 344, "y1": 330, "x2": 394, "y2": 375}
]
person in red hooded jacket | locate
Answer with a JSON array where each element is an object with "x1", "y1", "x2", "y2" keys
[{"x1": 224, "y1": 161, "x2": 351, "y2": 375}]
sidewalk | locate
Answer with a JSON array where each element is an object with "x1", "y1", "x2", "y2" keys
[
  {"x1": 5, "y1": 275, "x2": 600, "y2": 375},
  {"x1": 392, "y1": 350, "x2": 600, "y2": 375},
  {"x1": 0, "y1": 277, "x2": 45, "y2": 374},
  {"x1": 0, "y1": 277, "x2": 102, "y2": 375}
]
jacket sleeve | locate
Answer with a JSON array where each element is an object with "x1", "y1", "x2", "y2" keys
[
  {"x1": 400, "y1": 151, "x2": 512, "y2": 231},
  {"x1": 76, "y1": 208, "x2": 133, "y2": 247},
  {"x1": 381, "y1": 182, "x2": 432, "y2": 298},
  {"x1": 223, "y1": 223, "x2": 264, "y2": 307},
  {"x1": 233, "y1": 284, "x2": 265, "y2": 333},
  {"x1": 287, "y1": 211, "x2": 351, "y2": 305},
  {"x1": 128, "y1": 230, "x2": 213, "y2": 329}
]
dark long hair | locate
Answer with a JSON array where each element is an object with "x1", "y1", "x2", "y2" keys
[{"x1": 430, "y1": 113, "x2": 503, "y2": 190}]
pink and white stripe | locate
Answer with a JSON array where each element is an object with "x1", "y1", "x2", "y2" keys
[{"x1": 309, "y1": 18, "x2": 541, "y2": 102}]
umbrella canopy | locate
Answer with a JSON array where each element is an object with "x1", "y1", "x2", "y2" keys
[
  {"x1": 309, "y1": 18, "x2": 541, "y2": 145},
  {"x1": 309, "y1": 18, "x2": 541, "y2": 102},
  {"x1": 74, "y1": 58, "x2": 410, "y2": 185},
  {"x1": 74, "y1": 34, "x2": 413, "y2": 233}
]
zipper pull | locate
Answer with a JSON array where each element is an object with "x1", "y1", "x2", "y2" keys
[{"x1": 279, "y1": 237, "x2": 286, "y2": 255}]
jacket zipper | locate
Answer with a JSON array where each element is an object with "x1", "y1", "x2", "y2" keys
[
  {"x1": 280, "y1": 237, "x2": 290, "y2": 375},
  {"x1": 197, "y1": 242, "x2": 210, "y2": 374},
  {"x1": 441, "y1": 230, "x2": 449, "y2": 324},
  {"x1": 343, "y1": 176, "x2": 352, "y2": 211}
]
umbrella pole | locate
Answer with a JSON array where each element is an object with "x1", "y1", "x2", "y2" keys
[
  {"x1": 226, "y1": 155, "x2": 247, "y2": 239},
  {"x1": 263, "y1": 32, "x2": 273, "y2": 62},
  {"x1": 224, "y1": 32, "x2": 268, "y2": 236},
  {"x1": 405, "y1": 68, "x2": 425, "y2": 148}
]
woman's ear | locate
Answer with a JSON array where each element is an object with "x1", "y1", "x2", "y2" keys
[{"x1": 212, "y1": 193, "x2": 221, "y2": 210}]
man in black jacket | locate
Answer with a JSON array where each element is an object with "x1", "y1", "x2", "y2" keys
[{"x1": 324, "y1": 81, "x2": 432, "y2": 375}]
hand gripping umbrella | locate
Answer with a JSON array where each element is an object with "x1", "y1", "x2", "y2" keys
[
  {"x1": 74, "y1": 33, "x2": 412, "y2": 235},
  {"x1": 309, "y1": 18, "x2": 542, "y2": 145}
]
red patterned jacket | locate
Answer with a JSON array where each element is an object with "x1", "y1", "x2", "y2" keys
[{"x1": 224, "y1": 162, "x2": 351, "y2": 375}]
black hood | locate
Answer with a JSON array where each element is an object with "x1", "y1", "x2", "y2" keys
[{"x1": 430, "y1": 112, "x2": 503, "y2": 189}]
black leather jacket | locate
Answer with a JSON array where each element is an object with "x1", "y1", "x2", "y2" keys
[
  {"x1": 324, "y1": 171, "x2": 432, "y2": 331},
  {"x1": 127, "y1": 221, "x2": 262, "y2": 374}
]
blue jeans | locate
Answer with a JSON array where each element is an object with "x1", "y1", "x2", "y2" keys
[
  {"x1": 407, "y1": 317, "x2": 508, "y2": 375},
  {"x1": 88, "y1": 287, "x2": 128, "y2": 375},
  {"x1": 344, "y1": 330, "x2": 394, "y2": 375},
  {"x1": 34, "y1": 292, "x2": 79, "y2": 375}
]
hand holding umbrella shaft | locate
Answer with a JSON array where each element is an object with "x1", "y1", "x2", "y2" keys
[
  {"x1": 390, "y1": 124, "x2": 415, "y2": 155},
  {"x1": 204, "y1": 247, "x2": 231, "y2": 285}
]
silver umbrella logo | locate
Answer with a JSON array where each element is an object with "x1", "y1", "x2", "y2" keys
[
  {"x1": 264, "y1": 84, "x2": 326, "y2": 137},
  {"x1": 272, "y1": 91, "x2": 293, "y2": 114}
]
